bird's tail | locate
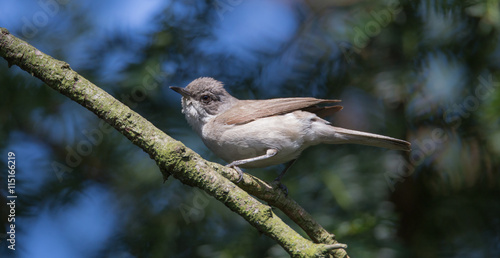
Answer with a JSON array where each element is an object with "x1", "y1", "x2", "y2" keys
[{"x1": 326, "y1": 126, "x2": 411, "y2": 151}]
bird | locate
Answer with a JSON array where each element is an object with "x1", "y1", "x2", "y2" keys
[{"x1": 171, "y1": 77, "x2": 411, "y2": 187}]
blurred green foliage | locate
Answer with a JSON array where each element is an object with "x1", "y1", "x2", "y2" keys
[{"x1": 1, "y1": 0, "x2": 500, "y2": 257}]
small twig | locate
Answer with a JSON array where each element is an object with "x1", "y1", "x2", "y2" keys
[{"x1": 218, "y1": 165, "x2": 345, "y2": 246}]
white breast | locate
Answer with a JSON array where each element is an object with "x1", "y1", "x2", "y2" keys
[{"x1": 201, "y1": 111, "x2": 329, "y2": 168}]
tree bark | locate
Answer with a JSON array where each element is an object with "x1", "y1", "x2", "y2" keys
[{"x1": 0, "y1": 27, "x2": 348, "y2": 258}]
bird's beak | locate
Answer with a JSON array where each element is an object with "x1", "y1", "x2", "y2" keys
[{"x1": 170, "y1": 86, "x2": 191, "y2": 98}]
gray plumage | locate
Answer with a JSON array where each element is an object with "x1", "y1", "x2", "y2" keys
[{"x1": 171, "y1": 77, "x2": 410, "y2": 170}]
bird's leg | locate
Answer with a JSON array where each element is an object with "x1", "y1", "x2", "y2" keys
[
  {"x1": 272, "y1": 159, "x2": 297, "y2": 196},
  {"x1": 274, "y1": 159, "x2": 297, "y2": 182},
  {"x1": 226, "y1": 149, "x2": 278, "y2": 183}
]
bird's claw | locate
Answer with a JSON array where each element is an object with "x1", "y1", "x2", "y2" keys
[
  {"x1": 272, "y1": 178, "x2": 288, "y2": 196},
  {"x1": 226, "y1": 163, "x2": 244, "y2": 183}
]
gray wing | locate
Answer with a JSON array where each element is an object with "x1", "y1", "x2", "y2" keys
[{"x1": 215, "y1": 97, "x2": 342, "y2": 125}]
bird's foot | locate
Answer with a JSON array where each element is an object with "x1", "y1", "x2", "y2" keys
[
  {"x1": 271, "y1": 178, "x2": 288, "y2": 197},
  {"x1": 226, "y1": 163, "x2": 244, "y2": 183}
]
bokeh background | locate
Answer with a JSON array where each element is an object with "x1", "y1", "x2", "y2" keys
[{"x1": 1, "y1": 0, "x2": 500, "y2": 257}]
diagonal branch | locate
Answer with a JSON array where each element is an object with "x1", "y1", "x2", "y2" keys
[
  {"x1": 0, "y1": 27, "x2": 348, "y2": 258},
  {"x1": 221, "y1": 169, "x2": 342, "y2": 245}
]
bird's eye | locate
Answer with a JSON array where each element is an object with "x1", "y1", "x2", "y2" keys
[{"x1": 200, "y1": 95, "x2": 212, "y2": 104}]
